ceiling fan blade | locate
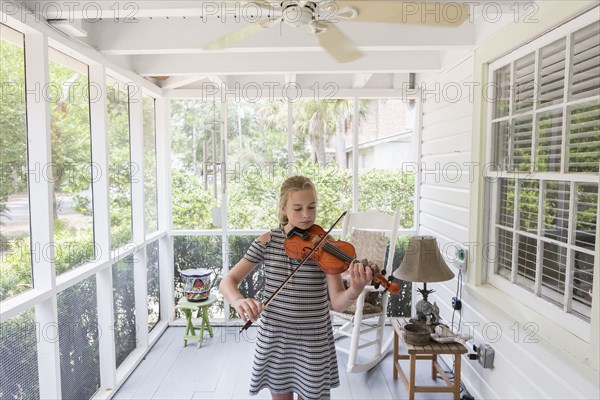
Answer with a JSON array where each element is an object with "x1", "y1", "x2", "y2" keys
[
  {"x1": 240, "y1": 0, "x2": 270, "y2": 6},
  {"x1": 333, "y1": 1, "x2": 470, "y2": 26},
  {"x1": 316, "y1": 23, "x2": 362, "y2": 63},
  {"x1": 203, "y1": 20, "x2": 275, "y2": 50}
]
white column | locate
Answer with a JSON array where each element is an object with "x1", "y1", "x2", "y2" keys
[
  {"x1": 129, "y1": 83, "x2": 149, "y2": 348},
  {"x1": 352, "y1": 96, "x2": 359, "y2": 212},
  {"x1": 287, "y1": 101, "x2": 294, "y2": 176},
  {"x1": 414, "y1": 92, "x2": 423, "y2": 233},
  {"x1": 220, "y1": 101, "x2": 229, "y2": 310},
  {"x1": 413, "y1": 90, "x2": 424, "y2": 317},
  {"x1": 88, "y1": 64, "x2": 117, "y2": 389},
  {"x1": 25, "y1": 31, "x2": 61, "y2": 400},
  {"x1": 155, "y1": 97, "x2": 174, "y2": 322}
]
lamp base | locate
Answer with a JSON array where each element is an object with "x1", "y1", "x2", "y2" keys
[{"x1": 415, "y1": 298, "x2": 441, "y2": 325}]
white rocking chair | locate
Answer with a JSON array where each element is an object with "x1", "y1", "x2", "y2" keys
[{"x1": 331, "y1": 209, "x2": 400, "y2": 373}]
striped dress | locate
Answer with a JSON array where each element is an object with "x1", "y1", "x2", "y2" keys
[{"x1": 245, "y1": 228, "x2": 340, "y2": 399}]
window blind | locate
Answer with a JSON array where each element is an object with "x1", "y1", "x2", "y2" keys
[
  {"x1": 536, "y1": 109, "x2": 563, "y2": 172},
  {"x1": 568, "y1": 101, "x2": 600, "y2": 173},
  {"x1": 539, "y1": 38, "x2": 567, "y2": 106},
  {"x1": 495, "y1": 228, "x2": 513, "y2": 280},
  {"x1": 488, "y1": 17, "x2": 599, "y2": 323},
  {"x1": 543, "y1": 181, "x2": 570, "y2": 243},
  {"x1": 570, "y1": 22, "x2": 600, "y2": 100}
]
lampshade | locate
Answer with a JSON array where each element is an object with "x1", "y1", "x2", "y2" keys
[{"x1": 393, "y1": 236, "x2": 454, "y2": 282}]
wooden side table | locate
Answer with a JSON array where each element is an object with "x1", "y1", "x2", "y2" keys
[
  {"x1": 176, "y1": 294, "x2": 217, "y2": 348},
  {"x1": 392, "y1": 318, "x2": 467, "y2": 400}
]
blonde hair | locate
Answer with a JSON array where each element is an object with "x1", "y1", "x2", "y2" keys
[{"x1": 278, "y1": 176, "x2": 317, "y2": 226}]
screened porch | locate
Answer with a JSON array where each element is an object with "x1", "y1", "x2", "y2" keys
[{"x1": 1, "y1": 1, "x2": 599, "y2": 400}]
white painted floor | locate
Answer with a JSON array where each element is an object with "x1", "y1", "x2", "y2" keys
[{"x1": 113, "y1": 326, "x2": 461, "y2": 400}]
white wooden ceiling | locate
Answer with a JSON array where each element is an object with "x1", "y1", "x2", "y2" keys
[{"x1": 18, "y1": 0, "x2": 525, "y2": 90}]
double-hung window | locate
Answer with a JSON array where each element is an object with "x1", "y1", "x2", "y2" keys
[{"x1": 485, "y1": 10, "x2": 599, "y2": 335}]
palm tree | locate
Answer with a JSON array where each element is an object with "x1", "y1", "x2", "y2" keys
[
  {"x1": 260, "y1": 99, "x2": 371, "y2": 167},
  {"x1": 333, "y1": 99, "x2": 371, "y2": 168},
  {"x1": 293, "y1": 100, "x2": 335, "y2": 164}
]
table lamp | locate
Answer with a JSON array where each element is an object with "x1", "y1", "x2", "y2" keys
[{"x1": 393, "y1": 236, "x2": 455, "y2": 324}]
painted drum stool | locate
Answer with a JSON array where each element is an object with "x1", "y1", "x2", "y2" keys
[{"x1": 180, "y1": 268, "x2": 214, "y2": 302}]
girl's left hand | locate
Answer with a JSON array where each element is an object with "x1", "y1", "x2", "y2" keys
[{"x1": 346, "y1": 261, "x2": 373, "y2": 297}]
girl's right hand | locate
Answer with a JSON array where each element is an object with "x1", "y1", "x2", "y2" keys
[{"x1": 233, "y1": 298, "x2": 264, "y2": 323}]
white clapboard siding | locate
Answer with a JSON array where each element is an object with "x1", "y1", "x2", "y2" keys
[
  {"x1": 420, "y1": 199, "x2": 469, "y2": 227},
  {"x1": 420, "y1": 12, "x2": 600, "y2": 398},
  {"x1": 420, "y1": 52, "x2": 597, "y2": 400},
  {"x1": 419, "y1": 55, "x2": 480, "y2": 397},
  {"x1": 422, "y1": 99, "x2": 473, "y2": 128},
  {"x1": 422, "y1": 115, "x2": 473, "y2": 140},
  {"x1": 420, "y1": 151, "x2": 472, "y2": 167},
  {"x1": 427, "y1": 280, "x2": 598, "y2": 400},
  {"x1": 421, "y1": 185, "x2": 471, "y2": 208},
  {"x1": 420, "y1": 170, "x2": 472, "y2": 190},
  {"x1": 419, "y1": 213, "x2": 469, "y2": 244},
  {"x1": 421, "y1": 132, "x2": 472, "y2": 155},
  {"x1": 419, "y1": 51, "x2": 474, "y2": 247}
]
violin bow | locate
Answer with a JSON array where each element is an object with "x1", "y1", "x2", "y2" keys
[{"x1": 239, "y1": 211, "x2": 347, "y2": 332}]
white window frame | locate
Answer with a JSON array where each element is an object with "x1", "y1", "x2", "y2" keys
[
  {"x1": 0, "y1": 7, "x2": 169, "y2": 400},
  {"x1": 485, "y1": 9, "x2": 599, "y2": 341}
]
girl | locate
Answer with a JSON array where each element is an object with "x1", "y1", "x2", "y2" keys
[{"x1": 220, "y1": 176, "x2": 372, "y2": 400}]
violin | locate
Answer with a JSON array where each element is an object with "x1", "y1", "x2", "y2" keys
[
  {"x1": 239, "y1": 212, "x2": 399, "y2": 332},
  {"x1": 284, "y1": 224, "x2": 400, "y2": 295}
]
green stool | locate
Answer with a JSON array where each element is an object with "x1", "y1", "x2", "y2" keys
[{"x1": 176, "y1": 294, "x2": 217, "y2": 348}]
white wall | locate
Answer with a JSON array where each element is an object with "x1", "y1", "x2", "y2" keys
[
  {"x1": 418, "y1": 2, "x2": 600, "y2": 399},
  {"x1": 418, "y1": 54, "x2": 476, "y2": 390}
]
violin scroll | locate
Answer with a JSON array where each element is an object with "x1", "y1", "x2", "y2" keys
[{"x1": 362, "y1": 260, "x2": 401, "y2": 296}]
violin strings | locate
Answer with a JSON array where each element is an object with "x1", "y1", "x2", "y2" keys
[
  {"x1": 319, "y1": 242, "x2": 397, "y2": 293},
  {"x1": 317, "y1": 240, "x2": 397, "y2": 292},
  {"x1": 321, "y1": 242, "x2": 381, "y2": 275},
  {"x1": 322, "y1": 242, "x2": 354, "y2": 262}
]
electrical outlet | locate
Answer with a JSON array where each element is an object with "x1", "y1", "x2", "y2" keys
[
  {"x1": 455, "y1": 248, "x2": 467, "y2": 272},
  {"x1": 477, "y1": 343, "x2": 495, "y2": 369}
]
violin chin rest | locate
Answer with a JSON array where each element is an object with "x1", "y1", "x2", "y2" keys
[{"x1": 286, "y1": 226, "x2": 300, "y2": 238}]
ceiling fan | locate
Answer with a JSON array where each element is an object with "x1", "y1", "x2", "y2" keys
[{"x1": 202, "y1": 1, "x2": 470, "y2": 63}]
